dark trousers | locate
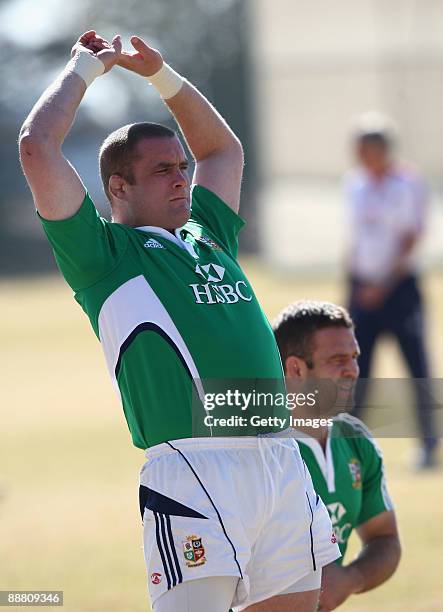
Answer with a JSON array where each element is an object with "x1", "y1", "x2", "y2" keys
[{"x1": 349, "y1": 274, "x2": 438, "y2": 451}]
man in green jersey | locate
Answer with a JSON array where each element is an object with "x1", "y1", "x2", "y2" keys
[
  {"x1": 19, "y1": 32, "x2": 339, "y2": 611},
  {"x1": 273, "y1": 301, "x2": 401, "y2": 611}
]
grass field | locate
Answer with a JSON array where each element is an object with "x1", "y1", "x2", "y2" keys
[{"x1": 1, "y1": 265, "x2": 442, "y2": 611}]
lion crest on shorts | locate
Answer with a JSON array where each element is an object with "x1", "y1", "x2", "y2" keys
[{"x1": 183, "y1": 535, "x2": 206, "y2": 567}]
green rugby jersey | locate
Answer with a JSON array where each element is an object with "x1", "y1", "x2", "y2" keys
[
  {"x1": 39, "y1": 185, "x2": 286, "y2": 448},
  {"x1": 297, "y1": 414, "x2": 393, "y2": 560}
]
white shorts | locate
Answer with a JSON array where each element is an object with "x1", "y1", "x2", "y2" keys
[{"x1": 139, "y1": 436, "x2": 340, "y2": 610}]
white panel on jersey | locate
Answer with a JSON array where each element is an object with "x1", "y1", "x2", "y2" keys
[
  {"x1": 294, "y1": 432, "x2": 336, "y2": 493},
  {"x1": 97, "y1": 275, "x2": 205, "y2": 403}
]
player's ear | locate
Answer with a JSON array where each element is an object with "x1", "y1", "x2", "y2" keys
[
  {"x1": 109, "y1": 174, "x2": 128, "y2": 200},
  {"x1": 285, "y1": 355, "x2": 308, "y2": 379}
]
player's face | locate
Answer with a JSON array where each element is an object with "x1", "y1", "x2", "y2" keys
[
  {"x1": 307, "y1": 326, "x2": 360, "y2": 409},
  {"x1": 125, "y1": 136, "x2": 191, "y2": 229}
]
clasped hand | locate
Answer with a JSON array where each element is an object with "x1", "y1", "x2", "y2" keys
[{"x1": 72, "y1": 30, "x2": 164, "y2": 77}]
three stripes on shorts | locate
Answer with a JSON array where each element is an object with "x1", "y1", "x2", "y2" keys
[{"x1": 153, "y1": 512, "x2": 183, "y2": 589}]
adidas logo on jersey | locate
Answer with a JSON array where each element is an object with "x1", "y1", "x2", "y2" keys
[{"x1": 144, "y1": 238, "x2": 164, "y2": 249}]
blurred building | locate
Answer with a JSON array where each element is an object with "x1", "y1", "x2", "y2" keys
[
  {"x1": 4, "y1": 0, "x2": 443, "y2": 275},
  {"x1": 252, "y1": 0, "x2": 443, "y2": 272}
]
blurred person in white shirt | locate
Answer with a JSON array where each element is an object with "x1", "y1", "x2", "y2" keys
[{"x1": 344, "y1": 112, "x2": 439, "y2": 469}]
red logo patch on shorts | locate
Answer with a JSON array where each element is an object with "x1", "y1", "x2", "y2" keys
[
  {"x1": 151, "y1": 572, "x2": 162, "y2": 585},
  {"x1": 331, "y1": 531, "x2": 337, "y2": 544}
]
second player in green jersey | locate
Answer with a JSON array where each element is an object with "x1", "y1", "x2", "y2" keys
[
  {"x1": 273, "y1": 300, "x2": 401, "y2": 610},
  {"x1": 297, "y1": 413, "x2": 392, "y2": 559}
]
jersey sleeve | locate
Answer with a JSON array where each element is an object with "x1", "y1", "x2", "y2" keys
[
  {"x1": 355, "y1": 428, "x2": 394, "y2": 526},
  {"x1": 38, "y1": 193, "x2": 128, "y2": 292},
  {"x1": 190, "y1": 184, "x2": 246, "y2": 258}
]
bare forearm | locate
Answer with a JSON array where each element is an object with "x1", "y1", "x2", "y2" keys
[
  {"x1": 19, "y1": 33, "x2": 121, "y2": 220},
  {"x1": 165, "y1": 80, "x2": 242, "y2": 161},
  {"x1": 117, "y1": 36, "x2": 243, "y2": 209},
  {"x1": 347, "y1": 535, "x2": 401, "y2": 593},
  {"x1": 20, "y1": 69, "x2": 86, "y2": 148}
]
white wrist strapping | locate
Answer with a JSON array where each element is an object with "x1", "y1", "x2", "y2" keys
[
  {"x1": 147, "y1": 63, "x2": 184, "y2": 99},
  {"x1": 67, "y1": 50, "x2": 105, "y2": 88}
]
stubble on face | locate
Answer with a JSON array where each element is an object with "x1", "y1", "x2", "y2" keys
[
  {"x1": 307, "y1": 327, "x2": 360, "y2": 416},
  {"x1": 120, "y1": 136, "x2": 191, "y2": 229}
]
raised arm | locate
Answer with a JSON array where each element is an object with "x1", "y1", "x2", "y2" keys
[
  {"x1": 19, "y1": 32, "x2": 122, "y2": 220},
  {"x1": 118, "y1": 37, "x2": 244, "y2": 213}
]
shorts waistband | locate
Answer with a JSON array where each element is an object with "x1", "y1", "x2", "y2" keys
[{"x1": 145, "y1": 433, "x2": 294, "y2": 460}]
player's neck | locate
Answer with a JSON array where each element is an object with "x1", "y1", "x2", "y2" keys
[{"x1": 295, "y1": 424, "x2": 329, "y2": 451}]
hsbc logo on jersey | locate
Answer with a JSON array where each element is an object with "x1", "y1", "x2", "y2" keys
[
  {"x1": 190, "y1": 263, "x2": 253, "y2": 305},
  {"x1": 327, "y1": 502, "x2": 352, "y2": 545},
  {"x1": 327, "y1": 502, "x2": 346, "y2": 525},
  {"x1": 195, "y1": 263, "x2": 225, "y2": 282}
]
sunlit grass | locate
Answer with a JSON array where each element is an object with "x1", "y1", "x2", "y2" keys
[{"x1": 1, "y1": 267, "x2": 442, "y2": 611}]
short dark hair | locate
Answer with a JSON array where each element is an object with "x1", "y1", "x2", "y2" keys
[
  {"x1": 357, "y1": 131, "x2": 391, "y2": 151},
  {"x1": 99, "y1": 122, "x2": 177, "y2": 202},
  {"x1": 272, "y1": 300, "x2": 354, "y2": 369},
  {"x1": 352, "y1": 112, "x2": 395, "y2": 151}
]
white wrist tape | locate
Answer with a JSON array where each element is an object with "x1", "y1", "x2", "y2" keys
[
  {"x1": 67, "y1": 50, "x2": 105, "y2": 87},
  {"x1": 147, "y1": 63, "x2": 184, "y2": 99}
]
